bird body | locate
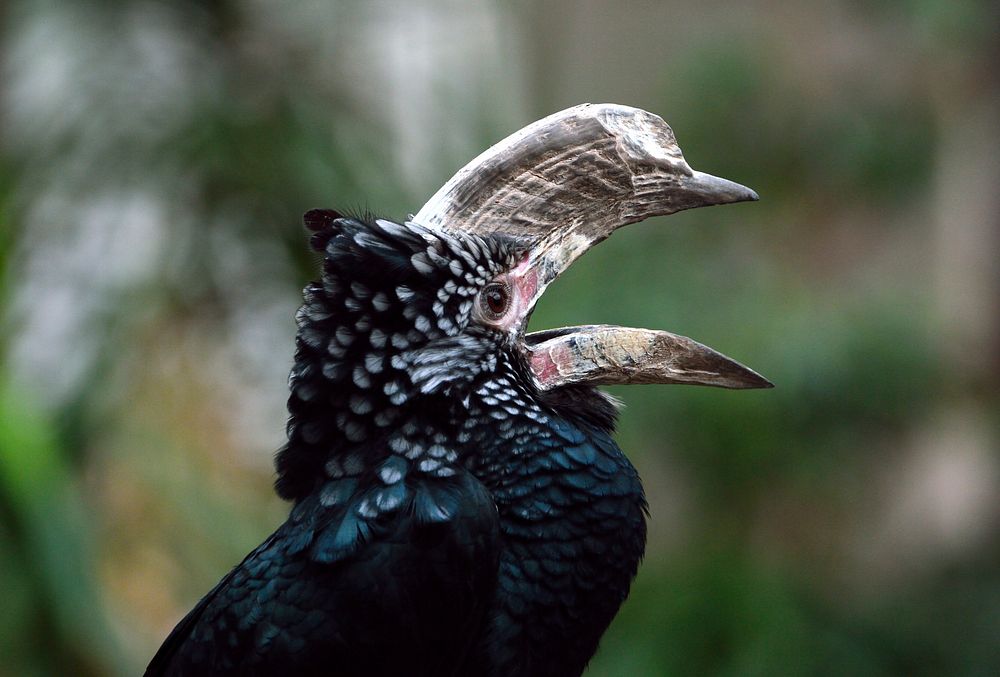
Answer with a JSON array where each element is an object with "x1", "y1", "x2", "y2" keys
[
  {"x1": 468, "y1": 410, "x2": 646, "y2": 677},
  {"x1": 148, "y1": 214, "x2": 646, "y2": 677},
  {"x1": 147, "y1": 104, "x2": 767, "y2": 677}
]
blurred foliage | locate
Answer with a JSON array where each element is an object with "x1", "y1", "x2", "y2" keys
[
  {"x1": 0, "y1": 383, "x2": 122, "y2": 676},
  {"x1": 662, "y1": 41, "x2": 937, "y2": 205},
  {"x1": 1, "y1": 1, "x2": 997, "y2": 676}
]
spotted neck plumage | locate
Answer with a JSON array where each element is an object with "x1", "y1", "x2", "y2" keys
[
  {"x1": 276, "y1": 212, "x2": 520, "y2": 500},
  {"x1": 275, "y1": 213, "x2": 648, "y2": 677}
]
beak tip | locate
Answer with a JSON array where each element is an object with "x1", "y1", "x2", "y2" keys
[
  {"x1": 724, "y1": 181, "x2": 759, "y2": 205},
  {"x1": 738, "y1": 372, "x2": 774, "y2": 390},
  {"x1": 688, "y1": 171, "x2": 759, "y2": 207}
]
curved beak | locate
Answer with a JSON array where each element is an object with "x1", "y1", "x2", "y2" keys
[
  {"x1": 521, "y1": 169, "x2": 759, "y2": 310},
  {"x1": 526, "y1": 325, "x2": 773, "y2": 391},
  {"x1": 414, "y1": 103, "x2": 772, "y2": 392}
]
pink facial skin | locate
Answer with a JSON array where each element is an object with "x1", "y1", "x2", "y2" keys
[
  {"x1": 529, "y1": 344, "x2": 566, "y2": 388},
  {"x1": 477, "y1": 254, "x2": 539, "y2": 335}
]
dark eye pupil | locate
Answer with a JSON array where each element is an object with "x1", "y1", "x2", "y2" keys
[
  {"x1": 481, "y1": 283, "x2": 510, "y2": 318},
  {"x1": 487, "y1": 289, "x2": 505, "y2": 311}
]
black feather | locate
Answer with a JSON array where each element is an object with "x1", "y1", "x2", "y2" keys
[{"x1": 146, "y1": 215, "x2": 646, "y2": 677}]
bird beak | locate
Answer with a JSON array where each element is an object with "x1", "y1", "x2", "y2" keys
[
  {"x1": 413, "y1": 103, "x2": 772, "y2": 391},
  {"x1": 525, "y1": 325, "x2": 772, "y2": 391}
]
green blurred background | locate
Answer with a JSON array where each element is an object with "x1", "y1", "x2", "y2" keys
[{"x1": 1, "y1": 1, "x2": 998, "y2": 675}]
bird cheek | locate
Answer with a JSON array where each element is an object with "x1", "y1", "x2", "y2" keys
[
  {"x1": 498, "y1": 273, "x2": 534, "y2": 333},
  {"x1": 506, "y1": 260, "x2": 538, "y2": 331},
  {"x1": 510, "y1": 258, "x2": 538, "y2": 306}
]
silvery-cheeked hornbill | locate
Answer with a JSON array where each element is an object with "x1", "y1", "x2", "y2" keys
[{"x1": 146, "y1": 104, "x2": 770, "y2": 677}]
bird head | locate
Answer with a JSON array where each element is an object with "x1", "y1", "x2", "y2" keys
[
  {"x1": 277, "y1": 104, "x2": 770, "y2": 500},
  {"x1": 413, "y1": 103, "x2": 772, "y2": 393}
]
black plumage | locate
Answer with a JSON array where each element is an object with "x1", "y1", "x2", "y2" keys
[
  {"x1": 147, "y1": 103, "x2": 770, "y2": 677},
  {"x1": 146, "y1": 211, "x2": 648, "y2": 677}
]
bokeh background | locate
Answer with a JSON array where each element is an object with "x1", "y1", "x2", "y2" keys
[{"x1": 1, "y1": 1, "x2": 998, "y2": 675}]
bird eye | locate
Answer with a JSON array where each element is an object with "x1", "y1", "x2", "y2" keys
[{"x1": 479, "y1": 282, "x2": 511, "y2": 320}]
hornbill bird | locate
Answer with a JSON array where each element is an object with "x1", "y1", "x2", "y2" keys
[{"x1": 146, "y1": 104, "x2": 770, "y2": 677}]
